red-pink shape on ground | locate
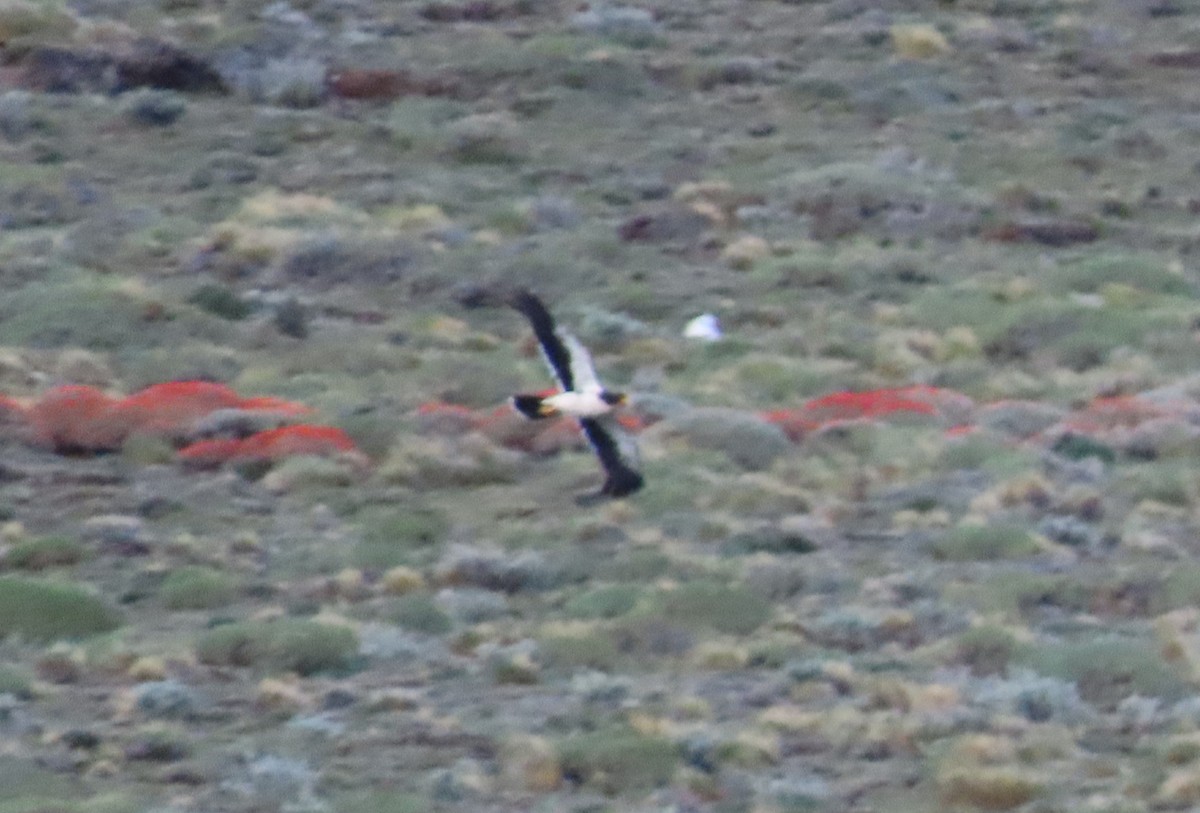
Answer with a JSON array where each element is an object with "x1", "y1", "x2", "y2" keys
[
  {"x1": 26, "y1": 385, "x2": 131, "y2": 453},
  {"x1": 761, "y1": 386, "x2": 955, "y2": 442},
  {"x1": 178, "y1": 424, "x2": 362, "y2": 466},
  {"x1": 116, "y1": 381, "x2": 314, "y2": 437},
  {"x1": 174, "y1": 437, "x2": 244, "y2": 466},
  {"x1": 236, "y1": 396, "x2": 315, "y2": 416},
  {"x1": 117, "y1": 381, "x2": 244, "y2": 432},
  {"x1": 802, "y1": 389, "x2": 939, "y2": 421}
]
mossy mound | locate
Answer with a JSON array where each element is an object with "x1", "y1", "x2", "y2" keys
[
  {"x1": 195, "y1": 618, "x2": 358, "y2": 676},
  {"x1": 160, "y1": 566, "x2": 239, "y2": 611},
  {"x1": 556, "y1": 728, "x2": 678, "y2": 795},
  {"x1": 0, "y1": 576, "x2": 122, "y2": 641}
]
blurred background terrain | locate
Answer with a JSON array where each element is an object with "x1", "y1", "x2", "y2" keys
[{"x1": 3, "y1": 1, "x2": 1200, "y2": 811}]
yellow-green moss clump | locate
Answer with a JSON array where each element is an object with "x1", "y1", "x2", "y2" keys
[
  {"x1": 0, "y1": 576, "x2": 122, "y2": 641},
  {"x1": 7, "y1": 535, "x2": 85, "y2": 571},
  {"x1": 160, "y1": 566, "x2": 239, "y2": 611},
  {"x1": 930, "y1": 524, "x2": 1040, "y2": 562},
  {"x1": 195, "y1": 618, "x2": 358, "y2": 676},
  {"x1": 556, "y1": 728, "x2": 678, "y2": 795}
]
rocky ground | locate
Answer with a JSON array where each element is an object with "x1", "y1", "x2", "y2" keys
[{"x1": 4, "y1": 1, "x2": 1200, "y2": 811}]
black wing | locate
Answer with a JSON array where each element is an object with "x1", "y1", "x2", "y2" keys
[
  {"x1": 509, "y1": 289, "x2": 574, "y2": 392},
  {"x1": 579, "y1": 417, "x2": 644, "y2": 498}
]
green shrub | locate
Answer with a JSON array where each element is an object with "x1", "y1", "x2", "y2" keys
[
  {"x1": 0, "y1": 576, "x2": 121, "y2": 641},
  {"x1": 733, "y1": 356, "x2": 810, "y2": 404},
  {"x1": 0, "y1": 664, "x2": 33, "y2": 698},
  {"x1": 931, "y1": 525, "x2": 1040, "y2": 562},
  {"x1": 195, "y1": 618, "x2": 357, "y2": 675},
  {"x1": 1016, "y1": 637, "x2": 1188, "y2": 707},
  {"x1": 556, "y1": 728, "x2": 678, "y2": 794},
  {"x1": 593, "y1": 548, "x2": 670, "y2": 581},
  {"x1": 939, "y1": 437, "x2": 1040, "y2": 475},
  {"x1": 649, "y1": 580, "x2": 772, "y2": 635},
  {"x1": 160, "y1": 566, "x2": 238, "y2": 611},
  {"x1": 564, "y1": 584, "x2": 643, "y2": 619},
  {"x1": 0, "y1": 274, "x2": 180, "y2": 350},
  {"x1": 1050, "y1": 254, "x2": 1191, "y2": 296},
  {"x1": 331, "y1": 790, "x2": 429, "y2": 813},
  {"x1": 539, "y1": 630, "x2": 621, "y2": 671},
  {"x1": 7, "y1": 535, "x2": 84, "y2": 571},
  {"x1": 0, "y1": 2, "x2": 78, "y2": 44},
  {"x1": 1122, "y1": 461, "x2": 1198, "y2": 507},
  {"x1": 1155, "y1": 565, "x2": 1200, "y2": 613},
  {"x1": 187, "y1": 284, "x2": 251, "y2": 320},
  {"x1": 1051, "y1": 433, "x2": 1116, "y2": 463},
  {"x1": 352, "y1": 508, "x2": 449, "y2": 570},
  {"x1": 387, "y1": 593, "x2": 452, "y2": 635},
  {"x1": 963, "y1": 572, "x2": 1089, "y2": 618},
  {"x1": 955, "y1": 625, "x2": 1017, "y2": 676}
]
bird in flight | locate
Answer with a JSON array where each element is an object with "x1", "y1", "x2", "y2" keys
[{"x1": 508, "y1": 288, "x2": 644, "y2": 500}]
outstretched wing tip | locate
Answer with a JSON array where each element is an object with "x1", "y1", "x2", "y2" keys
[
  {"x1": 580, "y1": 417, "x2": 643, "y2": 499},
  {"x1": 509, "y1": 288, "x2": 575, "y2": 392}
]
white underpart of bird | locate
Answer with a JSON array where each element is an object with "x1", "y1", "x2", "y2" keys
[{"x1": 542, "y1": 389, "x2": 614, "y2": 418}]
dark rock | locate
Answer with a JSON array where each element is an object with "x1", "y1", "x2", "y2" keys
[
  {"x1": 322, "y1": 688, "x2": 357, "y2": 710},
  {"x1": 20, "y1": 40, "x2": 225, "y2": 95},
  {"x1": 114, "y1": 40, "x2": 226, "y2": 94},
  {"x1": 134, "y1": 680, "x2": 203, "y2": 720},
  {"x1": 1051, "y1": 433, "x2": 1116, "y2": 463},
  {"x1": 421, "y1": 1, "x2": 515, "y2": 22},
  {"x1": 273, "y1": 297, "x2": 308, "y2": 339},
  {"x1": 21, "y1": 47, "x2": 115, "y2": 94},
  {"x1": 722, "y1": 526, "x2": 818, "y2": 556},
  {"x1": 161, "y1": 763, "x2": 210, "y2": 785},
  {"x1": 983, "y1": 219, "x2": 1100, "y2": 247},
  {"x1": 125, "y1": 736, "x2": 189, "y2": 762},
  {"x1": 681, "y1": 734, "x2": 719, "y2": 773},
  {"x1": 60, "y1": 728, "x2": 101, "y2": 749},
  {"x1": 1146, "y1": 49, "x2": 1200, "y2": 68}
]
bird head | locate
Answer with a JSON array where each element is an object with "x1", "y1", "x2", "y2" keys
[{"x1": 600, "y1": 391, "x2": 628, "y2": 407}]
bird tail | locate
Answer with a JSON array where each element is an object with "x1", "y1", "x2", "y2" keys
[{"x1": 512, "y1": 394, "x2": 556, "y2": 419}]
